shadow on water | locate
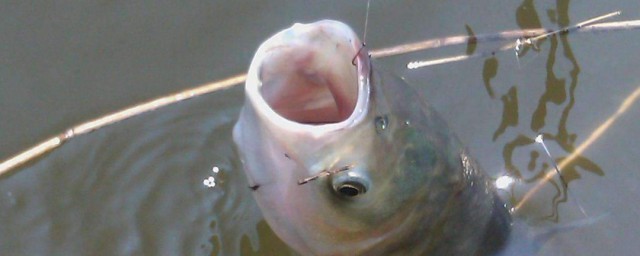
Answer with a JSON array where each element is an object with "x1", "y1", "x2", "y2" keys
[{"x1": 483, "y1": 0, "x2": 603, "y2": 222}]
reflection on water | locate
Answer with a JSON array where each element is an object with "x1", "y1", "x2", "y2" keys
[
  {"x1": 484, "y1": 0, "x2": 603, "y2": 222},
  {"x1": 236, "y1": 221, "x2": 293, "y2": 256}
]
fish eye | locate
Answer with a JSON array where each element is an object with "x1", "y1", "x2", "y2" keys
[
  {"x1": 331, "y1": 172, "x2": 370, "y2": 198},
  {"x1": 336, "y1": 182, "x2": 366, "y2": 197}
]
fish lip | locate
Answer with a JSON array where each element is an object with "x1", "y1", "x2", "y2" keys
[{"x1": 244, "y1": 20, "x2": 371, "y2": 138}]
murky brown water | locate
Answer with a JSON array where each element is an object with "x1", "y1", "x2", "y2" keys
[{"x1": 2, "y1": 0, "x2": 640, "y2": 255}]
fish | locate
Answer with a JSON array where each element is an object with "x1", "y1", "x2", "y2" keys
[{"x1": 232, "y1": 20, "x2": 511, "y2": 255}]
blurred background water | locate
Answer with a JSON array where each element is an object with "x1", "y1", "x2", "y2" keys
[{"x1": 1, "y1": 0, "x2": 639, "y2": 255}]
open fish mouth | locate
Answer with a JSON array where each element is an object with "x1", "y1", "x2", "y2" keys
[
  {"x1": 245, "y1": 20, "x2": 371, "y2": 131},
  {"x1": 234, "y1": 20, "x2": 513, "y2": 255}
]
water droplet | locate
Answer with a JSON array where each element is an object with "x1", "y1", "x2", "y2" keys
[
  {"x1": 204, "y1": 176, "x2": 216, "y2": 188},
  {"x1": 64, "y1": 129, "x2": 75, "y2": 139},
  {"x1": 514, "y1": 38, "x2": 529, "y2": 57},
  {"x1": 534, "y1": 134, "x2": 544, "y2": 144}
]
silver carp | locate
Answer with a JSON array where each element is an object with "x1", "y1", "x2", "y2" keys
[{"x1": 233, "y1": 20, "x2": 511, "y2": 255}]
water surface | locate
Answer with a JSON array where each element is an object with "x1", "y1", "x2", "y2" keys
[{"x1": 1, "y1": 0, "x2": 640, "y2": 255}]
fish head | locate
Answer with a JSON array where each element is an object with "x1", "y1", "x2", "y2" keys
[{"x1": 233, "y1": 20, "x2": 510, "y2": 255}]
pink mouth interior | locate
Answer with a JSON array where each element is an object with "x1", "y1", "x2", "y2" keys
[{"x1": 258, "y1": 42, "x2": 359, "y2": 124}]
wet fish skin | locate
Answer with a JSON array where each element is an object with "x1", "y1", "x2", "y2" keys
[{"x1": 233, "y1": 20, "x2": 511, "y2": 255}]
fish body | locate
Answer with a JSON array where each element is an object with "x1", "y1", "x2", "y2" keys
[{"x1": 233, "y1": 20, "x2": 511, "y2": 255}]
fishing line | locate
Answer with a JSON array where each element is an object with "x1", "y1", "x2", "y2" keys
[
  {"x1": 362, "y1": 0, "x2": 371, "y2": 44},
  {"x1": 535, "y1": 134, "x2": 568, "y2": 190},
  {"x1": 535, "y1": 134, "x2": 589, "y2": 218},
  {"x1": 352, "y1": 0, "x2": 372, "y2": 66},
  {"x1": 515, "y1": 85, "x2": 640, "y2": 214}
]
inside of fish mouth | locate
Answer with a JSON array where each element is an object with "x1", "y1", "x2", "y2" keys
[{"x1": 258, "y1": 43, "x2": 359, "y2": 124}]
